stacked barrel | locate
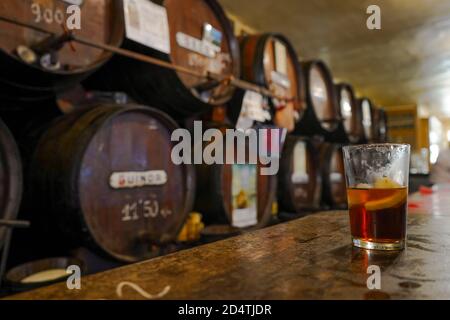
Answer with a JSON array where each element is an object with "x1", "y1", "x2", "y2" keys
[{"x1": 0, "y1": 0, "x2": 389, "y2": 287}]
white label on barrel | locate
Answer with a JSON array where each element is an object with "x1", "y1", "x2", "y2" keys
[
  {"x1": 274, "y1": 40, "x2": 288, "y2": 75},
  {"x1": 231, "y1": 164, "x2": 258, "y2": 228},
  {"x1": 330, "y1": 172, "x2": 343, "y2": 183},
  {"x1": 123, "y1": 0, "x2": 170, "y2": 54},
  {"x1": 109, "y1": 170, "x2": 167, "y2": 189},
  {"x1": 292, "y1": 141, "x2": 308, "y2": 184},
  {"x1": 237, "y1": 91, "x2": 271, "y2": 127},
  {"x1": 271, "y1": 71, "x2": 291, "y2": 89},
  {"x1": 176, "y1": 32, "x2": 220, "y2": 58}
]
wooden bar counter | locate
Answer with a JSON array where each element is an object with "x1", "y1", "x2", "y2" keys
[{"x1": 5, "y1": 185, "x2": 450, "y2": 300}]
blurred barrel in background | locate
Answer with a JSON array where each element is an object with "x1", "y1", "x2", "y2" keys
[
  {"x1": 29, "y1": 105, "x2": 195, "y2": 262},
  {"x1": 295, "y1": 60, "x2": 339, "y2": 140},
  {"x1": 372, "y1": 107, "x2": 388, "y2": 143},
  {"x1": 358, "y1": 97, "x2": 374, "y2": 143},
  {"x1": 335, "y1": 83, "x2": 364, "y2": 143},
  {"x1": 278, "y1": 135, "x2": 321, "y2": 214},
  {"x1": 233, "y1": 33, "x2": 304, "y2": 132},
  {"x1": 194, "y1": 123, "x2": 278, "y2": 230},
  {"x1": 85, "y1": 0, "x2": 240, "y2": 118},
  {"x1": 320, "y1": 143, "x2": 347, "y2": 209},
  {"x1": 0, "y1": 117, "x2": 22, "y2": 250},
  {"x1": 0, "y1": 0, "x2": 124, "y2": 100}
]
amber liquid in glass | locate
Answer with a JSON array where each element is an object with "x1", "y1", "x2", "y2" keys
[{"x1": 347, "y1": 187, "x2": 407, "y2": 249}]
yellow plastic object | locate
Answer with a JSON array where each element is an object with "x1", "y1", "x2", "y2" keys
[
  {"x1": 272, "y1": 201, "x2": 278, "y2": 216},
  {"x1": 178, "y1": 212, "x2": 205, "y2": 242}
]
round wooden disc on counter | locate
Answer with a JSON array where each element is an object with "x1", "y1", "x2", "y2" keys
[
  {"x1": 85, "y1": 0, "x2": 240, "y2": 118},
  {"x1": 29, "y1": 105, "x2": 195, "y2": 262},
  {"x1": 194, "y1": 123, "x2": 278, "y2": 230},
  {"x1": 5, "y1": 257, "x2": 83, "y2": 293},
  {"x1": 233, "y1": 33, "x2": 304, "y2": 132},
  {"x1": 358, "y1": 97, "x2": 375, "y2": 142},
  {"x1": 0, "y1": 117, "x2": 22, "y2": 250},
  {"x1": 320, "y1": 143, "x2": 347, "y2": 209},
  {"x1": 335, "y1": 83, "x2": 363, "y2": 143},
  {"x1": 295, "y1": 60, "x2": 339, "y2": 138},
  {"x1": 278, "y1": 135, "x2": 321, "y2": 214},
  {"x1": 0, "y1": 0, "x2": 124, "y2": 96}
]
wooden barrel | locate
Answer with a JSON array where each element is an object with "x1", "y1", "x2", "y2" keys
[
  {"x1": 85, "y1": 0, "x2": 240, "y2": 118},
  {"x1": 194, "y1": 123, "x2": 278, "y2": 230},
  {"x1": 358, "y1": 98, "x2": 375, "y2": 142},
  {"x1": 295, "y1": 60, "x2": 339, "y2": 138},
  {"x1": 372, "y1": 107, "x2": 388, "y2": 143},
  {"x1": 335, "y1": 83, "x2": 363, "y2": 143},
  {"x1": 320, "y1": 143, "x2": 347, "y2": 209},
  {"x1": 0, "y1": 117, "x2": 22, "y2": 251},
  {"x1": 29, "y1": 105, "x2": 195, "y2": 262},
  {"x1": 0, "y1": 1, "x2": 124, "y2": 98},
  {"x1": 231, "y1": 34, "x2": 304, "y2": 132},
  {"x1": 278, "y1": 135, "x2": 321, "y2": 214}
]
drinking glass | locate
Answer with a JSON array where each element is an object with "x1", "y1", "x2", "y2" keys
[{"x1": 342, "y1": 144, "x2": 410, "y2": 250}]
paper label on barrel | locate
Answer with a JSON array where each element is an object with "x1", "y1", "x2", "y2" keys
[
  {"x1": 292, "y1": 141, "x2": 309, "y2": 184},
  {"x1": 176, "y1": 32, "x2": 221, "y2": 58},
  {"x1": 109, "y1": 170, "x2": 168, "y2": 189},
  {"x1": 237, "y1": 91, "x2": 272, "y2": 128},
  {"x1": 231, "y1": 164, "x2": 258, "y2": 228},
  {"x1": 123, "y1": 0, "x2": 171, "y2": 54}
]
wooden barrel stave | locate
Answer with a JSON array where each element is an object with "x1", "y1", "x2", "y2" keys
[
  {"x1": 371, "y1": 107, "x2": 388, "y2": 143},
  {"x1": 320, "y1": 143, "x2": 347, "y2": 209},
  {"x1": 278, "y1": 135, "x2": 321, "y2": 214},
  {"x1": 0, "y1": 0, "x2": 124, "y2": 95},
  {"x1": 295, "y1": 60, "x2": 339, "y2": 139},
  {"x1": 85, "y1": 0, "x2": 240, "y2": 118},
  {"x1": 358, "y1": 97, "x2": 374, "y2": 143},
  {"x1": 0, "y1": 117, "x2": 22, "y2": 250},
  {"x1": 29, "y1": 105, "x2": 195, "y2": 262},
  {"x1": 335, "y1": 83, "x2": 363, "y2": 143}
]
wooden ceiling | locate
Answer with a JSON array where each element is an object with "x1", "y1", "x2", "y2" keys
[{"x1": 220, "y1": 0, "x2": 450, "y2": 118}]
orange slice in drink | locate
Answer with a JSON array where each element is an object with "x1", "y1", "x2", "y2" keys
[
  {"x1": 373, "y1": 177, "x2": 402, "y2": 189},
  {"x1": 365, "y1": 177, "x2": 406, "y2": 211}
]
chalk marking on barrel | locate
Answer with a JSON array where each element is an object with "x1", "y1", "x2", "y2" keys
[{"x1": 116, "y1": 281, "x2": 171, "y2": 299}]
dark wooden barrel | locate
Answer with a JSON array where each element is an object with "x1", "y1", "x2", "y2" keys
[
  {"x1": 0, "y1": 117, "x2": 22, "y2": 251},
  {"x1": 295, "y1": 60, "x2": 339, "y2": 138},
  {"x1": 320, "y1": 143, "x2": 347, "y2": 209},
  {"x1": 194, "y1": 123, "x2": 278, "y2": 230},
  {"x1": 230, "y1": 34, "x2": 304, "y2": 132},
  {"x1": 278, "y1": 135, "x2": 321, "y2": 214},
  {"x1": 0, "y1": 1, "x2": 124, "y2": 98},
  {"x1": 358, "y1": 98, "x2": 375, "y2": 142},
  {"x1": 29, "y1": 105, "x2": 195, "y2": 262},
  {"x1": 85, "y1": 0, "x2": 240, "y2": 118},
  {"x1": 372, "y1": 107, "x2": 388, "y2": 143},
  {"x1": 335, "y1": 83, "x2": 363, "y2": 143}
]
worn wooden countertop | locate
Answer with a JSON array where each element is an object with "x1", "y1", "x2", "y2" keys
[{"x1": 6, "y1": 196, "x2": 450, "y2": 300}]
